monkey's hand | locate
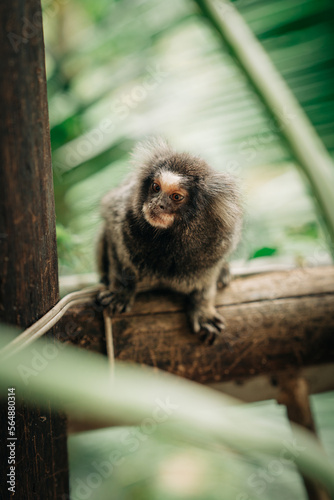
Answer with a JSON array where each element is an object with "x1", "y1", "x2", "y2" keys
[
  {"x1": 186, "y1": 290, "x2": 225, "y2": 345},
  {"x1": 188, "y1": 307, "x2": 225, "y2": 345},
  {"x1": 97, "y1": 286, "x2": 136, "y2": 314}
]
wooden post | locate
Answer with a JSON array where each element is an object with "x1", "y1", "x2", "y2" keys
[
  {"x1": 277, "y1": 374, "x2": 330, "y2": 500},
  {"x1": 0, "y1": 1, "x2": 69, "y2": 498}
]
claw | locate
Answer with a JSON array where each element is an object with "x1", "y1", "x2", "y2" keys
[
  {"x1": 96, "y1": 288, "x2": 134, "y2": 315},
  {"x1": 199, "y1": 326, "x2": 217, "y2": 345},
  {"x1": 96, "y1": 290, "x2": 114, "y2": 306},
  {"x1": 193, "y1": 310, "x2": 226, "y2": 345}
]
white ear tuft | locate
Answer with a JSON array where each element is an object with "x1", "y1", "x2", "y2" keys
[{"x1": 131, "y1": 137, "x2": 171, "y2": 168}]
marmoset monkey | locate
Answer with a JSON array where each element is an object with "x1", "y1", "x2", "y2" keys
[{"x1": 97, "y1": 138, "x2": 242, "y2": 343}]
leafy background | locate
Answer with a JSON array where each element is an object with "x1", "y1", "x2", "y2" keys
[
  {"x1": 41, "y1": 0, "x2": 334, "y2": 498},
  {"x1": 44, "y1": 0, "x2": 334, "y2": 276}
]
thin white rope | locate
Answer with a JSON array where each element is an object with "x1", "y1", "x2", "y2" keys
[
  {"x1": 103, "y1": 309, "x2": 115, "y2": 380},
  {"x1": 0, "y1": 285, "x2": 103, "y2": 360}
]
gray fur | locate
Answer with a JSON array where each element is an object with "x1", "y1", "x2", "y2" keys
[{"x1": 97, "y1": 139, "x2": 242, "y2": 343}]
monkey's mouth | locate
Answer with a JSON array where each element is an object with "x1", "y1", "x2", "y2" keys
[{"x1": 142, "y1": 204, "x2": 174, "y2": 229}]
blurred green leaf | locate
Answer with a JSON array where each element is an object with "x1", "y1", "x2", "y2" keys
[
  {"x1": 286, "y1": 221, "x2": 319, "y2": 239},
  {"x1": 1, "y1": 329, "x2": 334, "y2": 500},
  {"x1": 251, "y1": 247, "x2": 278, "y2": 259}
]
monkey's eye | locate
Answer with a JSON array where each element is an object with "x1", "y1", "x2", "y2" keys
[
  {"x1": 170, "y1": 193, "x2": 184, "y2": 202},
  {"x1": 152, "y1": 182, "x2": 161, "y2": 193}
]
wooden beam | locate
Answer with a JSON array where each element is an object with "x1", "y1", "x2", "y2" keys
[
  {"x1": 210, "y1": 363, "x2": 334, "y2": 403},
  {"x1": 58, "y1": 267, "x2": 334, "y2": 385},
  {"x1": 0, "y1": 1, "x2": 69, "y2": 498}
]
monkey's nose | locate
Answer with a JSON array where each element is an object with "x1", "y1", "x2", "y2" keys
[{"x1": 159, "y1": 204, "x2": 165, "y2": 210}]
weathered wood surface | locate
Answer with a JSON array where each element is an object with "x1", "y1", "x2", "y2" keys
[
  {"x1": 59, "y1": 266, "x2": 334, "y2": 385},
  {"x1": 0, "y1": 0, "x2": 69, "y2": 497}
]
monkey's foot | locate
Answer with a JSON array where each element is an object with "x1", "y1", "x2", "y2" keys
[
  {"x1": 188, "y1": 308, "x2": 226, "y2": 345},
  {"x1": 96, "y1": 289, "x2": 134, "y2": 314}
]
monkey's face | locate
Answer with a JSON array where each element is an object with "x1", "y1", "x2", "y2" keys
[{"x1": 142, "y1": 171, "x2": 189, "y2": 229}]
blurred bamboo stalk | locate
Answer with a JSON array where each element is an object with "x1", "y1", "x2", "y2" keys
[{"x1": 194, "y1": 0, "x2": 334, "y2": 254}]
